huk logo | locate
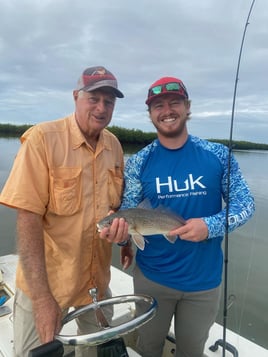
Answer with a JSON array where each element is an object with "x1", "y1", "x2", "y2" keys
[{"x1": 156, "y1": 174, "x2": 206, "y2": 194}]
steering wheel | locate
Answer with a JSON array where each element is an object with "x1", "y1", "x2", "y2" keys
[{"x1": 55, "y1": 294, "x2": 157, "y2": 346}]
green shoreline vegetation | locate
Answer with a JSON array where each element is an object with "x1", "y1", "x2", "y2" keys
[{"x1": 1, "y1": 123, "x2": 268, "y2": 151}]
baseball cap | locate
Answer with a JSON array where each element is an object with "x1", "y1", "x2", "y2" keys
[
  {"x1": 76, "y1": 66, "x2": 124, "y2": 98},
  {"x1": 146, "y1": 76, "x2": 188, "y2": 105}
]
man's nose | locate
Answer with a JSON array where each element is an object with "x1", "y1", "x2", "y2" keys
[
  {"x1": 95, "y1": 99, "x2": 106, "y2": 112},
  {"x1": 162, "y1": 102, "x2": 173, "y2": 113}
]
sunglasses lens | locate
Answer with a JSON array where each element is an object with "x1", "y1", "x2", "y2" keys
[
  {"x1": 166, "y1": 83, "x2": 180, "y2": 91},
  {"x1": 150, "y1": 85, "x2": 162, "y2": 95},
  {"x1": 148, "y1": 82, "x2": 188, "y2": 102},
  {"x1": 150, "y1": 83, "x2": 181, "y2": 96}
]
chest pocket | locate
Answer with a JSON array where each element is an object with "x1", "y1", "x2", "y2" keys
[
  {"x1": 49, "y1": 167, "x2": 82, "y2": 216},
  {"x1": 107, "y1": 168, "x2": 123, "y2": 210}
]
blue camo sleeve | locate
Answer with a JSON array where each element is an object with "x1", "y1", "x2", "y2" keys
[
  {"x1": 120, "y1": 144, "x2": 154, "y2": 209},
  {"x1": 120, "y1": 154, "x2": 143, "y2": 209},
  {"x1": 203, "y1": 150, "x2": 255, "y2": 239}
]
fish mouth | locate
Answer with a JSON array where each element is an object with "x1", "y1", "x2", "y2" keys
[{"x1": 96, "y1": 223, "x2": 111, "y2": 232}]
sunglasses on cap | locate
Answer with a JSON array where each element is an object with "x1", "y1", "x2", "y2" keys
[{"x1": 148, "y1": 82, "x2": 188, "y2": 99}]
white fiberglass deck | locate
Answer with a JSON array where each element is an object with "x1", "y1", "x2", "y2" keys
[{"x1": 1, "y1": 255, "x2": 267, "y2": 357}]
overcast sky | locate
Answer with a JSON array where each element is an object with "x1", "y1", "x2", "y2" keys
[{"x1": 0, "y1": 0, "x2": 267, "y2": 143}]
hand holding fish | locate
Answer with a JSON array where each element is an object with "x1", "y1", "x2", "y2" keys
[
  {"x1": 98, "y1": 214, "x2": 129, "y2": 244},
  {"x1": 169, "y1": 218, "x2": 208, "y2": 242}
]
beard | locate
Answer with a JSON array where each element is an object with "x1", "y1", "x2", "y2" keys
[{"x1": 152, "y1": 116, "x2": 188, "y2": 138}]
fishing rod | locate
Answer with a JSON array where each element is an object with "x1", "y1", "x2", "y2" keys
[
  {"x1": 209, "y1": 1, "x2": 256, "y2": 356},
  {"x1": 222, "y1": 0, "x2": 256, "y2": 356}
]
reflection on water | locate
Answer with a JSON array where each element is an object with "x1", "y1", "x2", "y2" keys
[{"x1": 0, "y1": 138, "x2": 268, "y2": 349}]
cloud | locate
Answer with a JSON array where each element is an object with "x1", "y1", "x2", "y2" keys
[{"x1": 0, "y1": 0, "x2": 267, "y2": 143}]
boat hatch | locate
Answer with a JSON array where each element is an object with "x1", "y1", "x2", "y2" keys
[{"x1": 0, "y1": 286, "x2": 12, "y2": 317}]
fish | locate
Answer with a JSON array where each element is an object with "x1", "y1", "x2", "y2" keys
[{"x1": 97, "y1": 207, "x2": 186, "y2": 250}]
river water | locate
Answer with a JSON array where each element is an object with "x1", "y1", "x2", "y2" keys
[{"x1": 0, "y1": 137, "x2": 268, "y2": 349}]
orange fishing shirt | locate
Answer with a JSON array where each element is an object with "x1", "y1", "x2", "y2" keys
[{"x1": 0, "y1": 114, "x2": 124, "y2": 308}]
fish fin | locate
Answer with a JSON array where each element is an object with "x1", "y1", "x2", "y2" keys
[
  {"x1": 137, "y1": 198, "x2": 153, "y2": 210},
  {"x1": 131, "y1": 233, "x2": 145, "y2": 250},
  {"x1": 164, "y1": 235, "x2": 178, "y2": 244}
]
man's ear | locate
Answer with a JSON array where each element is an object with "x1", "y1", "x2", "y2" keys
[{"x1": 73, "y1": 90, "x2": 79, "y2": 101}]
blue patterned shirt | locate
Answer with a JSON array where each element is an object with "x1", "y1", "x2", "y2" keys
[{"x1": 121, "y1": 135, "x2": 255, "y2": 291}]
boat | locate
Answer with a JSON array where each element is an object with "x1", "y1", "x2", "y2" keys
[{"x1": 1, "y1": 254, "x2": 268, "y2": 357}]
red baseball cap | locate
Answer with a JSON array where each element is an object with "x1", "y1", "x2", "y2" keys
[
  {"x1": 76, "y1": 66, "x2": 124, "y2": 98},
  {"x1": 146, "y1": 76, "x2": 188, "y2": 105}
]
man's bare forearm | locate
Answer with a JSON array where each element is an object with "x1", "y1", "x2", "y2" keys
[{"x1": 17, "y1": 209, "x2": 51, "y2": 300}]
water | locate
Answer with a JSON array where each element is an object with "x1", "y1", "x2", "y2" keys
[{"x1": 0, "y1": 138, "x2": 268, "y2": 349}]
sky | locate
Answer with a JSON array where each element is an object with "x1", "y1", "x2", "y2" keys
[{"x1": 0, "y1": 0, "x2": 267, "y2": 143}]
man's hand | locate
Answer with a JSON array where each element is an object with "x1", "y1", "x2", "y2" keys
[
  {"x1": 169, "y1": 218, "x2": 208, "y2": 242},
  {"x1": 120, "y1": 241, "x2": 134, "y2": 270},
  {"x1": 32, "y1": 292, "x2": 62, "y2": 343},
  {"x1": 99, "y1": 216, "x2": 129, "y2": 244}
]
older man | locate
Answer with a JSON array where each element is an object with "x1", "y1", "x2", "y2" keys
[{"x1": 0, "y1": 66, "x2": 129, "y2": 356}]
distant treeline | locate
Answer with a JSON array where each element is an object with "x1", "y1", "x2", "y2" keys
[
  {"x1": 0, "y1": 123, "x2": 32, "y2": 137},
  {"x1": 108, "y1": 126, "x2": 268, "y2": 151},
  {"x1": 1, "y1": 123, "x2": 268, "y2": 150}
]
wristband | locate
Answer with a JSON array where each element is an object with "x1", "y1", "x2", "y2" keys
[
  {"x1": 117, "y1": 240, "x2": 129, "y2": 246},
  {"x1": 117, "y1": 235, "x2": 132, "y2": 247}
]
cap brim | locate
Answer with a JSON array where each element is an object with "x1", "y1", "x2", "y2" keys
[
  {"x1": 83, "y1": 82, "x2": 124, "y2": 98},
  {"x1": 146, "y1": 92, "x2": 186, "y2": 105}
]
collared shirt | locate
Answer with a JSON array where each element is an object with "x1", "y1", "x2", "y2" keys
[{"x1": 0, "y1": 114, "x2": 124, "y2": 308}]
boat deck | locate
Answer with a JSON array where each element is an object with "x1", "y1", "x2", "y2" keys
[{"x1": 1, "y1": 254, "x2": 267, "y2": 357}]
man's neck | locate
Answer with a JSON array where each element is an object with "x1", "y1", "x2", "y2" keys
[{"x1": 157, "y1": 131, "x2": 189, "y2": 149}]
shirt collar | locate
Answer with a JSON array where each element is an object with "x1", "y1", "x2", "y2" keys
[{"x1": 68, "y1": 113, "x2": 111, "y2": 153}]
